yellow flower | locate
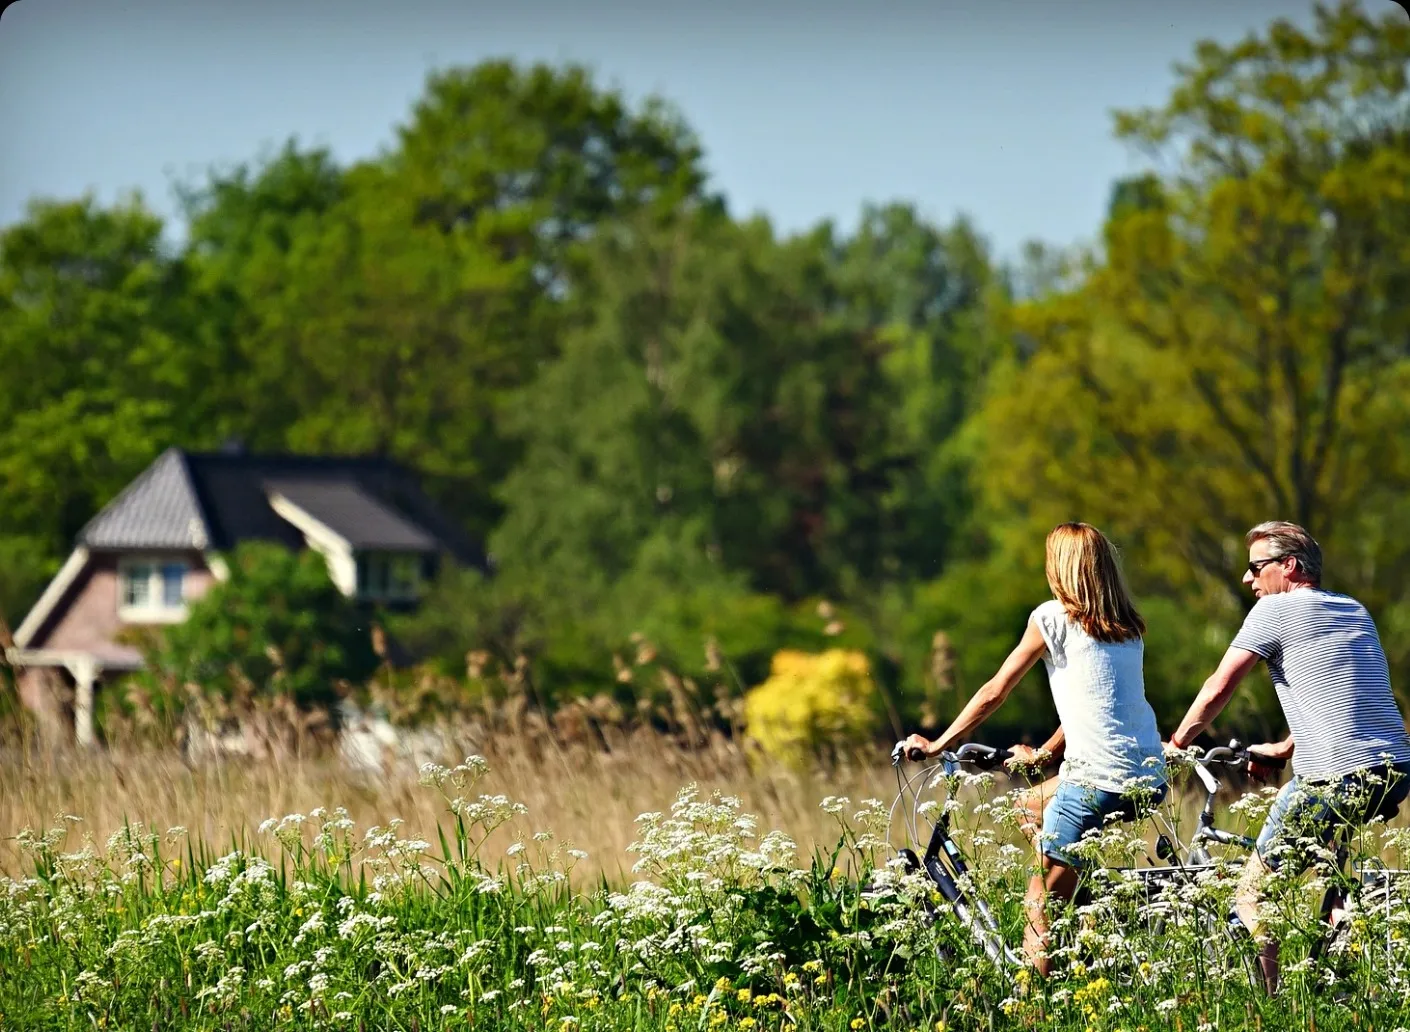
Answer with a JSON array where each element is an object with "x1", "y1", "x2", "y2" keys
[
  {"x1": 742, "y1": 649, "x2": 879, "y2": 770},
  {"x1": 737, "y1": 988, "x2": 752, "y2": 1004},
  {"x1": 739, "y1": 1020, "x2": 757, "y2": 1030},
  {"x1": 936, "y1": 1022, "x2": 949, "y2": 1032},
  {"x1": 668, "y1": 1003, "x2": 683, "y2": 1017},
  {"x1": 715, "y1": 976, "x2": 732, "y2": 992},
  {"x1": 801, "y1": 960, "x2": 823, "y2": 972},
  {"x1": 783, "y1": 973, "x2": 800, "y2": 987},
  {"x1": 814, "y1": 973, "x2": 828, "y2": 986},
  {"x1": 851, "y1": 1019, "x2": 866, "y2": 1030}
]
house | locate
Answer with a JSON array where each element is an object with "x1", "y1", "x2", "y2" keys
[{"x1": 6, "y1": 445, "x2": 484, "y2": 746}]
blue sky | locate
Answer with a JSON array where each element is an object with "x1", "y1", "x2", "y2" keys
[{"x1": 0, "y1": 0, "x2": 1359, "y2": 261}]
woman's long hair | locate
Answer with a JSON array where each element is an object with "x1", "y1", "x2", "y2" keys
[{"x1": 1045, "y1": 522, "x2": 1146, "y2": 643}]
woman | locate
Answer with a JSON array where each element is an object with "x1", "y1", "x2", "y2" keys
[{"x1": 901, "y1": 522, "x2": 1166, "y2": 976}]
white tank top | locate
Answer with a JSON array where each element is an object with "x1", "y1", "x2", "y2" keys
[{"x1": 1031, "y1": 600, "x2": 1166, "y2": 792}]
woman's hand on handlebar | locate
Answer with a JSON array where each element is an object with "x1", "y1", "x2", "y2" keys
[{"x1": 899, "y1": 733, "x2": 940, "y2": 762}]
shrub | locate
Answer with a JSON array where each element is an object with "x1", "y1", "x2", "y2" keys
[
  {"x1": 133, "y1": 542, "x2": 379, "y2": 719},
  {"x1": 742, "y1": 649, "x2": 879, "y2": 770}
]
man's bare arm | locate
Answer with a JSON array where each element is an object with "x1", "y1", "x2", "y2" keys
[{"x1": 1169, "y1": 647, "x2": 1262, "y2": 748}]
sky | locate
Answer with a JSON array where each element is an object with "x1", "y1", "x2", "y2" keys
[{"x1": 0, "y1": 0, "x2": 1384, "y2": 262}]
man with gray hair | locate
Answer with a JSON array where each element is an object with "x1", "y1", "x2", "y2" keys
[{"x1": 1167, "y1": 520, "x2": 1410, "y2": 994}]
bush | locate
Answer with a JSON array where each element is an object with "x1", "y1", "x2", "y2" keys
[
  {"x1": 742, "y1": 649, "x2": 879, "y2": 770},
  {"x1": 133, "y1": 542, "x2": 379, "y2": 719}
]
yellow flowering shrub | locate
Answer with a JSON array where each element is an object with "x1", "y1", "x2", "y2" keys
[{"x1": 742, "y1": 649, "x2": 879, "y2": 770}]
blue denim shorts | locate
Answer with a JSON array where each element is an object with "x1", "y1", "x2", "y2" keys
[
  {"x1": 1255, "y1": 763, "x2": 1410, "y2": 871},
  {"x1": 1040, "y1": 778, "x2": 1168, "y2": 869}
]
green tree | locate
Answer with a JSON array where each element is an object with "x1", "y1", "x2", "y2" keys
[
  {"x1": 957, "y1": 1, "x2": 1410, "y2": 727},
  {"x1": 0, "y1": 196, "x2": 217, "y2": 563},
  {"x1": 178, "y1": 62, "x2": 715, "y2": 543},
  {"x1": 137, "y1": 542, "x2": 379, "y2": 713}
]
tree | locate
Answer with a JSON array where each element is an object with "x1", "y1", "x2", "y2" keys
[
  {"x1": 177, "y1": 62, "x2": 716, "y2": 543},
  {"x1": 136, "y1": 542, "x2": 379, "y2": 714},
  {"x1": 960, "y1": 1, "x2": 1410, "y2": 723},
  {"x1": 0, "y1": 196, "x2": 217, "y2": 562}
]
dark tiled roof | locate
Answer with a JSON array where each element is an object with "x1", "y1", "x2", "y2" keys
[
  {"x1": 264, "y1": 479, "x2": 437, "y2": 550},
  {"x1": 80, "y1": 449, "x2": 212, "y2": 549},
  {"x1": 77, "y1": 448, "x2": 483, "y2": 567}
]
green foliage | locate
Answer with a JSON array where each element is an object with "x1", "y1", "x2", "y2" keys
[
  {"x1": 8, "y1": 9, "x2": 1410, "y2": 746},
  {"x1": 0, "y1": 535, "x2": 58, "y2": 630},
  {"x1": 965, "y1": 0, "x2": 1410, "y2": 720},
  {"x1": 136, "y1": 543, "x2": 378, "y2": 713},
  {"x1": 4, "y1": 758, "x2": 1410, "y2": 1030},
  {"x1": 0, "y1": 196, "x2": 220, "y2": 560}
]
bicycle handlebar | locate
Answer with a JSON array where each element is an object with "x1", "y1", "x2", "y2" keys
[
  {"x1": 891, "y1": 741, "x2": 1014, "y2": 770},
  {"x1": 1199, "y1": 738, "x2": 1287, "y2": 771}
]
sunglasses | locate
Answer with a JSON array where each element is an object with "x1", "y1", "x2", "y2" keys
[{"x1": 1246, "y1": 555, "x2": 1289, "y2": 576}]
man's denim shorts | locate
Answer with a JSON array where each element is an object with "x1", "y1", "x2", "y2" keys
[
  {"x1": 1255, "y1": 762, "x2": 1410, "y2": 871},
  {"x1": 1040, "y1": 778, "x2": 1168, "y2": 869}
]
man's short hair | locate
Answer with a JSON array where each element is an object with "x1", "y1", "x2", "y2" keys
[{"x1": 1246, "y1": 521, "x2": 1323, "y2": 584}]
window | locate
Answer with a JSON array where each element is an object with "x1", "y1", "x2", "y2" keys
[
  {"x1": 118, "y1": 559, "x2": 189, "y2": 620},
  {"x1": 122, "y1": 563, "x2": 153, "y2": 608},
  {"x1": 356, "y1": 552, "x2": 423, "y2": 602}
]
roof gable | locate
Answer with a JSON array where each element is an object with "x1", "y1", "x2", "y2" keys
[
  {"x1": 79, "y1": 448, "x2": 211, "y2": 550},
  {"x1": 264, "y1": 479, "x2": 437, "y2": 551},
  {"x1": 69, "y1": 447, "x2": 484, "y2": 567}
]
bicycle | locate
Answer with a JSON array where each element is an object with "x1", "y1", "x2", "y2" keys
[
  {"x1": 880, "y1": 739, "x2": 1206, "y2": 984},
  {"x1": 1166, "y1": 740, "x2": 1410, "y2": 989}
]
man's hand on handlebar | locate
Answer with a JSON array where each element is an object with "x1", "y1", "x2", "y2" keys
[
  {"x1": 1004, "y1": 744, "x2": 1052, "y2": 771},
  {"x1": 1246, "y1": 741, "x2": 1292, "y2": 783}
]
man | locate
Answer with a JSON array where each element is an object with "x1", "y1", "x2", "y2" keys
[{"x1": 1167, "y1": 521, "x2": 1410, "y2": 994}]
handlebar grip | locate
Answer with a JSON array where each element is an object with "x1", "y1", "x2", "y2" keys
[
  {"x1": 891, "y1": 741, "x2": 1017, "y2": 770},
  {"x1": 891, "y1": 741, "x2": 930, "y2": 765},
  {"x1": 1200, "y1": 744, "x2": 1288, "y2": 770},
  {"x1": 955, "y1": 743, "x2": 1013, "y2": 770}
]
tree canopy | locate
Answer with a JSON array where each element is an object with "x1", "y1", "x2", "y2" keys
[{"x1": 3, "y1": 4, "x2": 1409, "y2": 747}]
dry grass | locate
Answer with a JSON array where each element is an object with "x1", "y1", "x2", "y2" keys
[{"x1": 0, "y1": 727, "x2": 903, "y2": 883}]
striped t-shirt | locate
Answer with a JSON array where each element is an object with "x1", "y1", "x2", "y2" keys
[{"x1": 1231, "y1": 588, "x2": 1410, "y2": 780}]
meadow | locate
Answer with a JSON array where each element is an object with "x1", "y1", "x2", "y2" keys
[{"x1": 4, "y1": 730, "x2": 1410, "y2": 1031}]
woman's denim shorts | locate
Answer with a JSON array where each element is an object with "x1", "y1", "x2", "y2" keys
[{"x1": 1040, "y1": 778, "x2": 1167, "y2": 869}]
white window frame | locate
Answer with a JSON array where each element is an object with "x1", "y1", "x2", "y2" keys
[
  {"x1": 117, "y1": 556, "x2": 190, "y2": 623},
  {"x1": 356, "y1": 551, "x2": 423, "y2": 603}
]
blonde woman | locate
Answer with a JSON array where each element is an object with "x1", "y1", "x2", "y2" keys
[{"x1": 901, "y1": 522, "x2": 1167, "y2": 976}]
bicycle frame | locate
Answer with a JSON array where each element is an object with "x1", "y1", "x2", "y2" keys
[{"x1": 886, "y1": 745, "x2": 1022, "y2": 970}]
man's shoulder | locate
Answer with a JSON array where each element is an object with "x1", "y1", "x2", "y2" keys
[{"x1": 1282, "y1": 588, "x2": 1368, "y2": 615}]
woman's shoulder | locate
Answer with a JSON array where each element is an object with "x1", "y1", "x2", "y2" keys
[{"x1": 1029, "y1": 599, "x2": 1070, "y2": 651}]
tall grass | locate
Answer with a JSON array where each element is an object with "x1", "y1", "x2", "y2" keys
[
  {"x1": 4, "y1": 733, "x2": 1410, "y2": 1030},
  {"x1": 0, "y1": 729, "x2": 897, "y2": 883}
]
